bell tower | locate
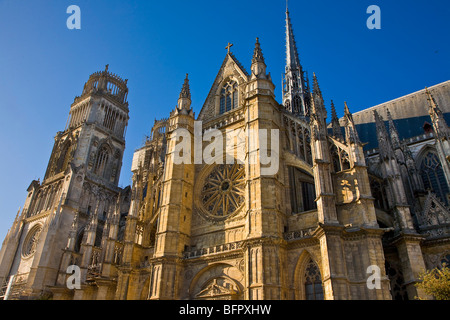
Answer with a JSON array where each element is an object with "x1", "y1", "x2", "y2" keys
[{"x1": 0, "y1": 65, "x2": 130, "y2": 299}]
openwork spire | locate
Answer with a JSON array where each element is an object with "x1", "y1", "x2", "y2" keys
[
  {"x1": 285, "y1": 8, "x2": 302, "y2": 71},
  {"x1": 179, "y1": 73, "x2": 191, "y2": 100},
  {"x1": 282, "y1": 8, "x2": 308, "y2": 116}
]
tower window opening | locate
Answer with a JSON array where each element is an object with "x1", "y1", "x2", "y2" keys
[{"x1": 94, "y1": 146, "x2": 110, "y2": 178}]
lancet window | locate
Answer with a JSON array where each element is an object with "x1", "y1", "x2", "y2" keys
[
  {"x1": 219, "y1": 80, "x2": 238, "y2": 114},
  {"x1": 288, "y1": 166, "x2": 317, "y2": 213},
  {"x1": 420, "y1": 151, "x2": 449, "y2": 205},
  {"x1": 94, "y1": 145, "x2": 110, "y2": 178},
  {"x1": 304, "y1": 259, "x2": 324, "y2": 300}
]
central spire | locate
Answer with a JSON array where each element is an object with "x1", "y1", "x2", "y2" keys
[
  {"x1": 285, "y1": 8, "x2": 301, "y2": 72},
  {"x1": 282, "y1": 7, "x2": 308, "y2": 117}
]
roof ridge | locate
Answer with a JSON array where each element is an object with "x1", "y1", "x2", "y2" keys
[{"x1": 351, "y1": 80, "x2": 450, "y2": 116}]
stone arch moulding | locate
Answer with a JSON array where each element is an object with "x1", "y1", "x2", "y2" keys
[
  {"x1": 292, "y1": 249, "x2": 323, "y2": 300},
  {"x1": 415, "y1": 143, "x2": 438, "y2": 165},
  {"x1": 188, "y1": 262, "x2": 244, "y2": 300},
  {"x1": 283, "y1": 151, "x2": 314, "y2": 176}
]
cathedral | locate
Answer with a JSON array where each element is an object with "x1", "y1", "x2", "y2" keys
[{"x1": 1, "y1": 8, "x2": 449, "y2": 301}]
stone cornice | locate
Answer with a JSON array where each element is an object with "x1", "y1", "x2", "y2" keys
[
  {"x1": 389, "y1": 230, "x2": 426, "y2": 246},
  {"x1": 24, "y1": 211, "x2": 50, "y2": 224},
  {"x1": 312, "y1": 223, "x2": 386, "y2": 240}
]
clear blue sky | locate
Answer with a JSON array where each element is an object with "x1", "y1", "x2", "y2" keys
[{"x1": 0, "y1": 0, "x2": 449, "y2": 241}]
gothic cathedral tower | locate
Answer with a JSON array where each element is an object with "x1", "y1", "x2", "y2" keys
[{"x1": 0, "y1": 65, "x2": 130, "y2": 299}]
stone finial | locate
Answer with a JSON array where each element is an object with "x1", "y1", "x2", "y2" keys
[
  {"x1": 177, "y1": 74, "x2": 192, "y2": 111},
  {"x1": 343, "y1": 102, "x2": 360, "y2": 144},
  {"x1": 252, "y1": 37, "x2": 265, "y2": 64},
  {"x1": 179, "y1": 73, "x2": 191, "y2": 100}
]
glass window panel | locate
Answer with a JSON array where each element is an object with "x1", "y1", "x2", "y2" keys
[
  {"x1": 226, "y1": 95, "x2": 232, "y2": 112},
  {"x1": 304, "y1": 259, "x2": 324, "y2": 300}
]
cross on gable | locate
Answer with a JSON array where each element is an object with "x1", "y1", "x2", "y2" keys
[{"x1": 225, "y1": 42, "x2": 233, "y2": 53}]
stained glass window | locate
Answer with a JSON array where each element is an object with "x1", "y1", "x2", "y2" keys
[
  {"x1": 219, "y1": 80, "x2": 238, "y2": 114},
  {"x1": 304, "y1": 259, "x2": 324, "y2": 300},
  {"x1": 420, "y1": 152, "x2": 449, "y2": 205}
]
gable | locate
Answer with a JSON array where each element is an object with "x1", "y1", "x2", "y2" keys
[
  {"x1": 419, "y1": 191, "x2": 450, "y2": 227},
  {"x1": 197, "y1": 53, "x2": 249, "y2": 123}
]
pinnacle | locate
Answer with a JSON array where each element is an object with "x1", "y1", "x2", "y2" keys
[
  {"x1": 179, "y1": 73, "x2": 191, "y2": 100},
  {"x1": 312, "y1": 73, "x2": 321, "y2": 95},
  {"x1": 330, "y1": 100, "x2": 336, "y2": 112},
  {"x1": 330, "y1": 100, "x2": 343, "y2": 139},
  {"x1": 387, "y1": 108, "x2": 400, "y2": 147},
  {"x1": 312, "y1": 73, "x2": 325, "y2": 110},
  {"x1": 344, "y1": 101, "x2": 351, "y2": 115},
  {"x1": 252, "y1": 37, "x2": 265, "y2": 64},
  {"x1": 386, "y1": 108, "x2": 397, "y2": 130},
  {"x1": 331, "y1": 100, "x2": 339, "y2": 121}
]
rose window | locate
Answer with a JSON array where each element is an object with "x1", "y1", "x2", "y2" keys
[
  {"x1": 200, "y1": 163, "x2": 245, "y2": 219},
  {"x1": 22, "y1": 225, "x2": 43, "y2": 258}
]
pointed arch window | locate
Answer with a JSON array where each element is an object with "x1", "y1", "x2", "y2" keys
[
  {"x1": 220, "y1": 80, "x2": 238, "y2": 114},
  {"x1": 94, "y1": 224, "x2": 104, "y2": 247},
  {"x1": 304, "y1": 259, "x2": 324, "y2": 300},
  {"x1": 293, "y1": 96, "x2": 301, "y2": 114},
  {"x1": 74, "y1": 229, "x2": 84, "y2": 253},
  {"x1": 385, "y1": 261, "x2": 408, "y2": 300},
  {"x1": 94, "y1": 145, "x2": 110, "y2": 177},
  {"x1": 288, "y1": 166, "x2": 317, "y2": 213},
  {"x1": 420, "y1": 151, "x2": 449, "y2": 205},
  {"x1": 56, "y1": 141, "x2": 73, "y2": 174}
]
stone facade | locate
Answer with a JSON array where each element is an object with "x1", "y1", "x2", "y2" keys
[{"x1": 1, "y1": 8, "x2": 449, "y2": 301}]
